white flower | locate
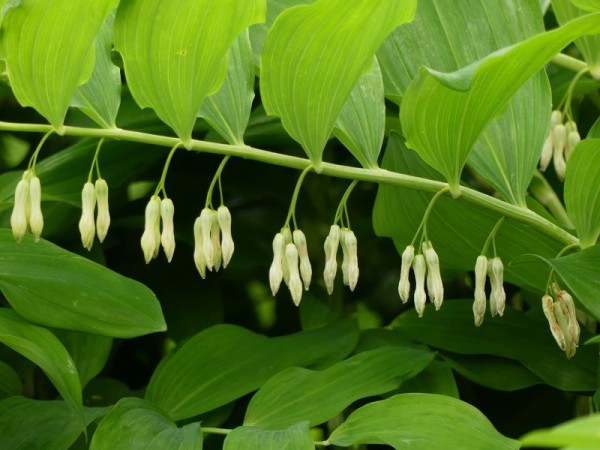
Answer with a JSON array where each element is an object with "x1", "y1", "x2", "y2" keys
[
  {"x1": 95, "y1": 178, "x2": 110, "y2": 242},
  {"x1": 293, "y1": 229, "x2": 312, "y2": 290},
  {"x1": 211, "y1": 212, "x2": 222, "y2": 271},
  {"x1": 28, "y1": 175, "x2": 43, "y2": 242},
  {"x1": 542, "y1": 294, "x2": 566, "y2": 351},
  {"x1": 413, "y1": 254, "x2": 426, "y2": 317},
  {"x1": 398, "y1": 245, "x2": 414, "y2": 303},
  {"x1": 341, "y1": 229, "x2": 359, "y2": 291},
  {"x1": 423, "y1": 241, "x2": 443, "y2": 310},
  {"x1": 488, "y1": 257, "x2": 506, "y2": 317},
  {"x1": 473, "y1": 255, "x2": 487, "y2": 327},
  {"x1": 199, "y1": 208, "x2": 215, "y2": 270},
  {"x1": 540, "y1": 110, "x2": 563, "y2": 171},
  {"x1": 281, "y1": 227, "x2": 293, "y2": 286},
  {"x1": 323, "y1": 224, "x2": 340, "y2": 295},
  {"x1": 552, "y1": 124, "x2": 567, "y2": 181},
  {"x1": 10, "y1": 174, "x2": 31, "y2": 243},
  {"x1": 285, "y1": 243, "x2": 303, "y2": 306},
  {"x1": 78, "y1": 182, "x2": 97, "y2": 251},
  {"x1": 160, "y1": 198, "x2": 175, "y2": 262},
  {"x1": 193, "y1": 216, "x2": 207, "y2": 279},
  {"x1": 551, "y1": 287, "x2": 579, "y2": 359},
  {"x1": 269, "y1": 233, "x2": 285, "y2": 295},
  {"x1": 217, "y1": 206, "x2": 234, "y2": 268},
  {"x1": 140, "y1": 196, "x2": 161, "y2": 263},
  {"x1": 564, "y1": 121, "x2": 580, "y2": 162}
]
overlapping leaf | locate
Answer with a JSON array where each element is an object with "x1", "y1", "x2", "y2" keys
[
  {"x1": 521, "y1": 413, "x2": 600, "y2": 448},
  {"x1": 224, "y1": 422, "x2": 314, "y2": 450},
  {"x1": 55, "y1": 330, "x2": 112, "y2": 388},
  {"x1": 0, "y1": 0, "x2": 117, "y2": 129},
  {"x1": 0, "y1": 361, "x2": 20, "y2": 399},
  {"x1": 114, "y1": 0, "x2": 265, "y2": 145},
  {"x1": 261, "y1": 0, "x2": 417, "y2": 170}
]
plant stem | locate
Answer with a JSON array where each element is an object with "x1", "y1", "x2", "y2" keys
[
  {"x1": 550, "y1": 53, "x2": 588, "y2": 73},
  {"x1": 205, "y1": 155, "x2": 231, "y2": 208},
  {"x1": 0, "y1": 121, "x2": 579, "y2": 247},
  {"x1": 481, "y1": 217, "x2": 506, "y2": 256},
  {"x1": 154, "y1": 143, "x2": 182, "y2": 197},
  {"x1": 333, "y1": 180, "x2": 359, "y2": 225},
  {"x1": 529, "y1": 170, "x2": 573, "y2": 227},
  {"x1": 87, "y1": 138, "x2": 105, "y2": 182},
  {"x1": 284, "y1": 165, "x2": 313, "y2": 229},
  {"x1": 27, "y1": 129, "x2": 54, "y2": 172},
  {"x1": 411, "y1": 187, "x2": 450, "y2": 246},
  {"x1": 201, "y1": 427, "x2": 231, "y2": 436}
]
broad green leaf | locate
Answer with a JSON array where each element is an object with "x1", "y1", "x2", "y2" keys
[
  {"x1": 0, "y1": 134, "x2": 29, "y2": 170},
  {"x1": 547, "y1": 245, "x2": 600, "y2": 321},
  {"x1": 114, "y1": 0, "x2": 265, "y2": 146},
  {"x1": 589, "y1": 115, "x2": 600, "y2": 137},
  {"x1": 261, "y1": 0, "x2": 417, "y2": 170},
  {"x1": 0, "y1": 309, "x2": 83, "y2": 423},
  {"x1": 553, "y1": 0, "x2": 600, "y2": 78},
  {"x1": 397, "y1": 360, "x2": 459, "y2": 398},
  {"x1": 55, "y1": 330, "x2": 112, "y2": 388},
  {"x1": 224, "y1": 422, "x2": 314, "y2": 450},
  {"x1": 400, "y1": 12, "x2": 600, "y2": 196},
  {"x1": 564, "y1": 140, "x2": 600, "y2": 247},
  {"x1": 71, "y1": 13, "x2": 121, "y2": 129},
  {"x1": 198, "y1": 30, "x2": 255, "y2": 145},
  {"x1": 332, "y1": 57, "x2": 385, "y2": 169},
  {"x1": 521, "y1": 413, "x2": 600, "y2": 448},
  {"x1": 90, "y1": 397, "x2": 202, "y2": 450},
  {"x1": 146, "y1": 319, "x2": 358, "y2": 420},
  {"x1": 391, "y1": 301, "x2": 596, "y2": 391},
  {"x1": 327, "y1": 393, "x2": 519, "y2": 449},
  {"x1": 0, "y1": 0, "x2": 117, "y2": 129},
  {"x1": 0, "y1": 396, "x2": 107, "y2": 450},
  {"x1": 244, "y1": 346, "x2": 434, "y2": 429},
  {"x1": 0, "y1": 229, "x2": 166, "y2": 338},
  {"x1": 0, "y1": 360, "x2": 20, "y2": 399}
]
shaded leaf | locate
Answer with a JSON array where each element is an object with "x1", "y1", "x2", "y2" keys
[
  {"x1": 0, "y1": 229, "x2": 166, "y2": 338},
  {"x1": 521, "y1": 413, "x2": 600, "y2": 448},
  {"x1": 397, "y1": 359, "x2": 459, "y2": 398},
  {"x1": 55, "y1": 330, "x2": 112, "y2": 388},
  {"x1": 327, "y1": 393, "x2": 519, "y2": 449},
  {"x1": 0, "y1": 360, "x2": 21, "y2": 399},
  {"x1": 224, "y1": 422, "x2": 314, "y2": 450},
  {"x1": 261, "y1": 0, "x2": 416, "y2": 170},
  {"x1": 244, "y1": 346, "x2": 434, "y2": 429}
]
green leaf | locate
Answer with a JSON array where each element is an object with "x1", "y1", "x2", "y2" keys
[
  {"x1": 391, "y1": 300, "x2": 597, "y2": 391},
  {"x1": 224, "y1": 422, "x2": 314, "y2": 450},
  {"x1": 332, "y1": 57, "x2": 385, "y2": 169},
  {"x1": 71, "y1": 13, "x2": 121, "y2": 129},
  {"x1": 571, "y1": 0, "x2": 600, "y2": 11},
  {"x1": 397, "y1": 360, "x2": 459, "y2": 398},
  {"x1": 114, "y1": 0, "x2": 265, "y2": 145},
  {"x1": 327, "y1": 393, "x2": 519, "y2": 449},
  {"x1": 0, "y1": 229, "x2": 166, "y2": 338},
  {"x1": 0, "y1": 360, "x2": 21, "y2": 399},
  {"x1": 521, "y1": 413, "x2": 600, "y2": 448},
  {"x1": 0, "y1": 309, "x2": 83, "y2": 423},
  {"x1": 0, "y1": 396, "x2": 107, "y2": 450},
  {"x1": 198, "y1": 30, "x2": 255, "y2": 145},
  {"x1": 564, "y1": 140, "x2": 600, "y2": 248},
  {"x1": 90, "y1": 397, "x2": 202, "y2": 450},
  {"x1": 0, "y1": 134, "x2": 29, "y2": 170},
  {"x1": 400, "y1": 12, "x2": 600, "y2": 196},
  {"x1": 547, "y1": 245, "x2": 600, "y2": 321},
  {"x1": 0, "y1": 0, "x2": 117, "y2": 129},
  {"x1": 145, "y1": 319, "x2": 358, "y2": 421},
  {"x1": 261, "y1": 0, "x2": 417, "y2": 170},
  {"x1": 244, "y1": 346, "x2": 434, "y2": 429}
]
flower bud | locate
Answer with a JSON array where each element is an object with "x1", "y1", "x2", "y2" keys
[
  {"x1": 552, "y1": 124, "x2": 567, "y2": 181},
  {"x1": 217, "y1": 206, "x2": 234, "y2": 268},
  {"x1": 140, "y1": 196, "x2": 161, "y2": 264},
  {"x1": 78, "y1": 182, "x2": 97, "y2": 251},
  {"x1": 413, "y1": 254, "x2": 427, "y2": 317},
  {"x1": 565, "y1": 130, "x2": 581, "y2": 162},
  {"x1": 28, "y1": 176, "x2": 43, "y2": 242},
  {"x1": 293, "y1": 229, "x2": 312, "y2": 290},
  {"x1": 423, "y1": 241, "x2": 443, "y2": 310},
  {"x1": 160, "y1": 198, "x2": 175, "y2": 262},
  {"x1": 95, "y1": 179, "x2": 110, "y2": 242},
  {"x1": 398, "y1": 245, "x2": 414, "y2": 303},
  {"x1": 10, "y1": 177, "x2": 30, "y2": 242},
  {"x1": 281, "y1": 228, "x2": 293, "y2": 286},
  {"x1": 340, "y1": 229, "x2": 350, "y2": 286},
  {"x1": 210, "y1": 212, "x2": 222, "y2": 271},
  {"x1": 344, "y1": 230, "x2": 359, "y2": 291},
  {"x1": 285, "y1": 243, "x2": 303, "y2": 306},
  {"x1": 488, "y1": 257, "x2": 506, "y2": 317},
  {"x1": 539, "y1": 134, "x2": 553, "y2": 171},
  {"x1": 542, "y1": 294, "x2": 566, "y2": 351},
  {"x1": 199, "y1": 208, "x2": 215, "y2": 270},
  {"x1": 323, "y1": 225, "x2": 340, "y2": 295},
  {"x1": 550, "y1": 110, "x2": 562, "y2": 127},
  {"x1": 473, "y1": 255, "x2": 487, "y2": 327},
  {"x1": 269, "y1": 233, "x2": 285, "y2": 295},
  {"x1": 556, "y1": 289, "x2": 580, "y2": 357},
  {"x1": 193, "y1": 217, "x2": 206, "y2": 278}
]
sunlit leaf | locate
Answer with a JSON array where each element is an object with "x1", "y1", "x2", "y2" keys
[
  {"x1": 327, "y1": 393, "x2": 519, "y2": 449},
  {"x1": 521, "y1": 413, "x2": 600, "y2": 448},
  {"x1": 244, "y1": 346, "x2": 434, "y2": 429},
  {"x1": 114, "y1": 0, "x2": 265, "y2": 145},
  {"x1": 261, "y1": 0, "x2": 417, "y2": 170},
  {"x1": 90, "y1": 397, "x2": 202, "y2": 450},
  {"x1": 400, "y1": 12, "x2": 600, "y2": 196},
  {"x1": 146, "y1": 319, "x2": 358, "y2": 421},
  {"x1": 224, "y1": 422, "x2": 314, "y2": 450},
  {"x1": 0, "y1": 230, "x2": 166, "y2": 338},
  {"x1": 570, "y1": 0, "x2": 600, "y2": 11},
  {"x1": 0, "y1": 0, "x2": 117, "y2": 129}
]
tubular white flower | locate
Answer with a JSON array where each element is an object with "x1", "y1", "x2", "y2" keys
[
  {"x1": 565, "y1": 129, "x2": 581, "y2": 162},
  {"x1": 281, "y1": 227, "x2": 293, "y2": 286},
  {"x1": 488, "y1": 257, "x2": 506, "y2": 317},
  {"x1": 340, "y1": 229, "x2": 350, "y2": 286},
  {"x1": 556, "y1": 289, "x2": 580, "y2": 358},
  {"x1": 293, "y1": 229, "x2": 312, "y2": 290},
  {"x1": 269, "y1": 233, "x2": 285, "y2": 295},
  {"x1": 10, "y1": 176, "x2": 30, "y2": 243},
  {"x1": 413, "y1": 254, "x2": 427, "y2": 317},
  {"x1": 199, "y1": 208, "x2": 215, "y2": 270},
  {"x1": 539, "y1": 134, "x2": 553, "y2": 171},
  {"x1": 323, "y1": 224, "x2": 340, "y2": 295},
  {"x1": 552, "y1": 124, "x2": 567, "y2": 181},
  {"x1": 28, "y1": 175, "x2": 43, "y2": 242},
  {"x1": 473, "y1": 255, "x2": 487, "y2": 327},
  {"x1": 160, "y1": 198, "x2": 176, "y2": 263},
  {"x1": 398, "y1": 245, "x2": 414, "y2": 303},
  {"x1": 217, "y1": 206, "x2": 234, "y2": 268},
  {"x1": 193, "y1": 216, "x2": 206, "y2": 278},
  {"x1": 210, "y1": 212, "x2": 222, "y2": 271},
  {"x1": 423, "y1": 241, "x2": 443, "y2": 310},
  {"x1": 344, "y1": 230, "x2": 359, "y2": 291},
  {"x1": 78, "y1": 182, "x2": 97, "y2": 251},
  {"x1": 285, "y1": 243, "x2": 303, "y2": 306},
  {"x1": 95, "y1": 178, "x2": 110, "y2": 242},
  {"x1": 542, "y1": 294, "x2": 566, "y2": 351},
  {"x1": 140, "y1": 196, "x2": 161, "y2": 264}
]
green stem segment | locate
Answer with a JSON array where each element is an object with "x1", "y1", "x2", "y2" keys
[
  {"x1": 333, "y1": 180, "x2": 359, "y2": 226},
  {"x1": 411, "y1": 187, "x2": 450, "y2": 247},
  {"x1": 205, "y1": 155, "x2": 231, "y2": 209},
  {"x1": 284, "y1": 165, "x2": 313, "y2": 229},
  {"x1": 27, "y1": 129, "x2": 54, "y2": 173},
  {"x1": 154, "y1": 143, "x2": 182, "y2": 197},
  {"x1": 481, "y1": 217, "x2": 506, "y2": 256},
  {"x1": 87, "y1": 138, "x2": 105, "y2": 182},
  {"x1": 0, "y1": 121, "x2": 579, "y2": 247},
  {"x1": 529, "y1": 171, "x2": 573, "y2": 227}
]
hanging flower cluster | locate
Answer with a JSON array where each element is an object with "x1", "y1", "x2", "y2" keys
[
  {"x1": 193, "y1": 206, "x2": 234, "y2": 279},
  {"x1": 472, "y1": 255, "x2": 506, "y2": 326},
  {"x1": 539, "y1": 110, "x2": 581, "y2": 180},
  {"x1": 542, "y1": 284, "x2": 580, "y2": 359},
  {"x1": 79, "y1": 179, "x2": 111, "y2": 250},
  {"x1": 10, "y1": 170, "x2": 43, "y2": 243},
  {"x1": 269, "y1": 228, "x2": 311, "y2": 306}
]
